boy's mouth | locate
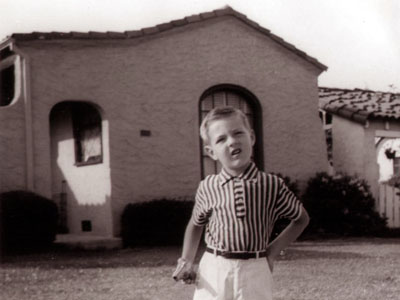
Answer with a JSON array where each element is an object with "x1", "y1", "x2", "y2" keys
[{"x1": 231, "y1": 148, "x2": 242, "y2": 157}]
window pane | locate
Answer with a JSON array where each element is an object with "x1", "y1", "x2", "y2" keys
[
  {"x1": 242, "y1": 101, "x2": 252, "y2": 114},
  {"x1": 0, "y1": 65, "x2": 15, "y2": 106},
  {"x1": 213, "y1": 92, "x2": 226, "y2": 107},
  {"x1": 80, "y1": 124, "x2": 102, "y2": 162},
  {"x1": 227, "y1": 92, "x2": 241, "y2": 108},
  {"x1": 72, "y1": 103, "x2": 102, "y2": 165},
  {"x1": 201, "y1": 95, "x2": 214, "y2": 111}
]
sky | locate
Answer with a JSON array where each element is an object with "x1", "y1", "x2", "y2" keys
[{"x1": 1, "y1": 0, "x2": 399, "y2": 92}]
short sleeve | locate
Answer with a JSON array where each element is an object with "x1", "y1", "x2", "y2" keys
[
  {"x1": 191, "y1": 181, "x2": 212, "y2": 226},
  {"x1": 274, "y1": 178, "x2": 303, "y2": 221}
]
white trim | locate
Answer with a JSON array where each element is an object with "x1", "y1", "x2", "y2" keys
[
  {"x1": 0, "y1": 37, "x2": 13, "y2": 50},
  {"x1": 11, "y1": 44, "x2": 34, "y2": 190},
  {"x1": 22, "y1": 54, "x2": 34, "y2": 190}
]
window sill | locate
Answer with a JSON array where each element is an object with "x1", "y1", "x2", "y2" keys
[{"x1": 75, "y1": 157, "x2": 103, "y2": 167}]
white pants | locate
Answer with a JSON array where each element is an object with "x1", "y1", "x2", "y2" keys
[{"x1": 193, "y1": 252, "x2": 273, "y2": 300}]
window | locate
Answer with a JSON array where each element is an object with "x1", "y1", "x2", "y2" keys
[
  {"x1": 72, "y1": 103, "x2": 103, "y2": 166},
  {"x1": 0, "y1": 45, "x2": 18, "y2": 107},
  {"x1": 199, "y1": 86, "x2": 263, "y2": 177}
]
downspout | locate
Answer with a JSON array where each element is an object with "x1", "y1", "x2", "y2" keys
[{"x1": 12, "y1": 41, "x2": 34, "y2": 191}]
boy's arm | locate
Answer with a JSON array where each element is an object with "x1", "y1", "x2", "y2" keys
[
  {"x1": 172, "y1": 217, "x2": 204, "y2": 283},
  {"x1": 181, "y1": 218, "x2": 204, "y2": 263},
  {"x1": 266, "y1": 206, "x2": 309, "y2": 271}
]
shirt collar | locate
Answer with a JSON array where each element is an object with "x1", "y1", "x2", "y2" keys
[{"x1": 219, "y1": 162, "x2": 258, "y2": 186}]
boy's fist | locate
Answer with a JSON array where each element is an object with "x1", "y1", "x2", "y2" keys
[{"x1": 172, "y1": 258, "x2": 196, "y2": 284}]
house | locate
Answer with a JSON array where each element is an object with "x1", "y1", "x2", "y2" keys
[
  {"x1": 319, "y1": 87, "x2": 400, "y2": 227},
  {"x1": 0, "y1": 7, "x2": 328, "y2": 238}
]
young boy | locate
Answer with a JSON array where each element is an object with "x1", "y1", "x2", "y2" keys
[{"x1": 173, "y1": 106, "x2": 309, "y2": 300}]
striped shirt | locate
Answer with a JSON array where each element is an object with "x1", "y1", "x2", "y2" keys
[{"x1": 192, "y1": 162, "x2": 303, "y2": 252}]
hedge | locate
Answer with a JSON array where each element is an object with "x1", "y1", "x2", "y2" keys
[
  {"x1": 302, "y1": 173, "x2": 387, "y2": 236},
  {"x1": 121, "y1": 199, "x2": 194, "y2": 247},
  {"x1": 0, "y1": 190, "x2": 59, "y2": 252}
]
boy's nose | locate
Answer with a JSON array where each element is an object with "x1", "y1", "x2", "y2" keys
[{"x1": 227, "y1": 135, "x2": 238, "y2": 146}]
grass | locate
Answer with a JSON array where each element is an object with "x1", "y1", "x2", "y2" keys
[{"x1": 1, "y1": 238, "x2": 399, "y2": 300}]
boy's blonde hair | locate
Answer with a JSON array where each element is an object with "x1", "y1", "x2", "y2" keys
[{"x1": 200, "y1": 106, "x2": 252, "y2": 145}]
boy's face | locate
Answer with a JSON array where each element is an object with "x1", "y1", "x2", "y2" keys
[{"x1": 205, "y1": 114, "x2": 255, "y2": 177}]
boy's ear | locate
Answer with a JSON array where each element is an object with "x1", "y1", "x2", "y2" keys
[
  {"x1": 250, "y1": 129, "x2": 256, "y2": 146},
  {"x1": 205, "y1": 145, "x2": 218, "y2": 161}
]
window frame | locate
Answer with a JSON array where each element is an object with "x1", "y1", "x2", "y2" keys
[
  {"x1": 0, "y1": 44, "x2": 21, "y2": 107},
  {"x1": 71, "y1": 103, "x2": 103, "y2": 167}
]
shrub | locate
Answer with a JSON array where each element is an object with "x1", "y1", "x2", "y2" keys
[
  {"x1": 302, "y1": 173, "x2": 387, "y2": 236},
  {"x1": 271, "y1": 173, "x2": 300, "y2": 197},
  {"x1": 0, "y1": 190, "x2": 59, "y2": 252},
  {"x1": 121, "y1": 199, "x2": 194, "y2": 247}
]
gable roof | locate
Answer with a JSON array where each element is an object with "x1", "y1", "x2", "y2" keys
[
  {"x1": 7, "y1": 6, "x2": 327, "y2": 71},
  {"x1": 319, "y1": 87, "x2": 400, "y2": 124}
]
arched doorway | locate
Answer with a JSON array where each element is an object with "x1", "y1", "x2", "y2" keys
[
  {"x1": 199, "y1": 84, "x2": 263, "y2": 178},
  {"x1": 49, "y1": 101, "x2": 113, "y2": 236}
]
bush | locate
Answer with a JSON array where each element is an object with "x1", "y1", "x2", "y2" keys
[
  {"x1": 121, "y1": 199, "x2": 194, "y2": 247},
  {"x1": 0, "y1": 190, "x2": 59, "y2": 252},
  {"x1": 271, "y1": 173, "x2": 300, "y2": 197},
  {"x1": 302, "y1": 173, "x2": 387, "y2": 236}
]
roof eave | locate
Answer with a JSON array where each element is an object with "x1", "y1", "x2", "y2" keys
[{"x1": 9, "y1": 6, "x2": 327, "y2": 72}]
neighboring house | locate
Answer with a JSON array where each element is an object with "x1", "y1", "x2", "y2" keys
[
  {"x1": 319, "y1": 87, "x2": 400, "y2": 227},
  {"x1": 0, "y1": 7, "x2": 328, "y2": 238}
]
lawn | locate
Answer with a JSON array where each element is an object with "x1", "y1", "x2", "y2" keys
[{"x1": 1, "y1": 238, "x2": 399, "y2": 300}]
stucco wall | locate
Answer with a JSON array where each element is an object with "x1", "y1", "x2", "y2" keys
[
  {"x1": 0, "y1": 99, "x2": 26, "y2": 191},
  {"x1": 332, "y1": 116, "x2": 366, "y2": 176},
  {"x1": 50, "y1": 104, "x2": 113, "y2": 236},
  {"x1": 331, "y1": 115, "x2": 400, "y2": 202},
  {"x1": 0, "y1": 51, "x2": 27, "y2": 192},
  {"x1": 8, "y1": 16, "x2": 327, "y2": 235}
]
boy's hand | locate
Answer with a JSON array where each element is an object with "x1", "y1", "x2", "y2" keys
[{"x1": 172, "y1": 258, "x2": 196, "y2": 284}]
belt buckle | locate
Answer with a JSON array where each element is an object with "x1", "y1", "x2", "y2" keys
[
  {"x1": 215, "y1": 249, "x2": 228, "y2": 257},
  {"x1": 219, "y1": 249, "x2": 227, "y2": 257}
]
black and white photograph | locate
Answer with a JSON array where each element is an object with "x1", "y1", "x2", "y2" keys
[{"x1": 1, "y1": 1, "x2": 399, "y2": 299}]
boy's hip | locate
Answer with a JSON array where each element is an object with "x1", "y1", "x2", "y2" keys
[
  {"x1": 205, "y1": 246, "x2": 268, "y2": 260},
  {"x1": 193, "y1": 252, "x2": 273, "y2": 300}
]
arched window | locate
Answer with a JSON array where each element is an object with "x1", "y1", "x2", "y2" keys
[
  {"x1": 50, "y1": 101, "x2": 103, "y2": 166},
  {"x1": 199, "y1": 85, "x2": 263, "y2": 178},
  {"x1": 0, "y1": 45, "x2": 20, "y2": 107}
]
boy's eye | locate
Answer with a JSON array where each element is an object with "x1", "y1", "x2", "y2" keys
[
  {"x1": 216, "y1": 137, "x2": 225, "y2": 144},
  {"x1": 234, "y1": 131, "x2": 243, "y2": 136}
]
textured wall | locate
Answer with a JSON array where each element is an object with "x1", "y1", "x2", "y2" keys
[
  {"x1": 6, "y1": 16, "x2": 327, "y2": 235},
  {"x1": 332, "y1": 116, "x2": 366, "y2": 176},
  {"x1": 0, "y1": 93, "x2": 26, "y2": 191},
  {"x1": 50, "y1": 104, "x2": 113, "y2": 236},
  {"x1": 331, "y1": 116, "x2": 400, "y2": 202}
]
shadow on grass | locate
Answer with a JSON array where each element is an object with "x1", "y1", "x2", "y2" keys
[
  {"x1": 1, "y1": 245, "x2": 182, "y2": 269},
  {"x1": 1, "y1": 241, "x2": 372, "y2": 270},
  {"x1": 278, "y1": 248, "x2": 366, "y2": 261}
]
